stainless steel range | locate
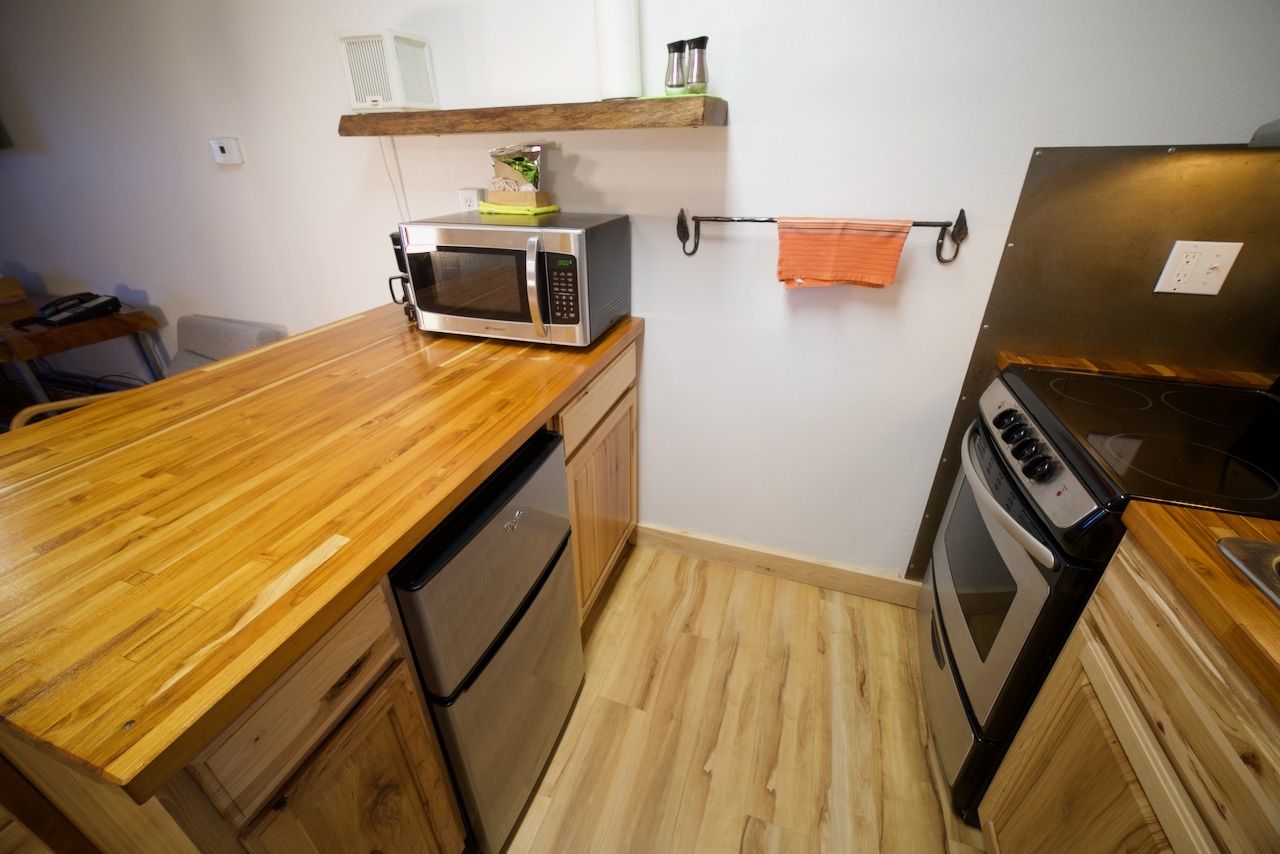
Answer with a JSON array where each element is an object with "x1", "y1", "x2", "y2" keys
[{"x1": 920, "y1": 365, "x2": 1280, "y2": 824}]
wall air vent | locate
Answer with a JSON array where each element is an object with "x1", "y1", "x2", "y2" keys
[{"x1": 336, "y1": 29, "x2": 439, "y2": 112}]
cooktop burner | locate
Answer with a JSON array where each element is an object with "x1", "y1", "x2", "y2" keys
[
  {"x1": 1048, "y1": 375, "x2": 1153, "y2": 411},
  {"x1": 1007, "y1": 366, "x2": 1280, "y2": 519}
]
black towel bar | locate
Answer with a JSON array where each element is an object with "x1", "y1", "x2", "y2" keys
[{"x1": 675, "y1": 208, "x2": 969, "y2": 264}]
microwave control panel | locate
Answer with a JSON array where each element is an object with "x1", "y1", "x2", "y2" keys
[{"x1": 547, "y1": 254, "x2": 580, "y2": 324}]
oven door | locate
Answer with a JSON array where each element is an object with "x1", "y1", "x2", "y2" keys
[
  {"x1": 399, "y1": 224, "x2": 590, "y2": 346},
  {"x1": 934, "y1": 422, "x2": 1055, "y2": 731}
]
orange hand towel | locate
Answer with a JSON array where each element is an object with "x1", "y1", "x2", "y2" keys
[{"x1": 776, "y1": 218, "x2": 913, "y2": 289}]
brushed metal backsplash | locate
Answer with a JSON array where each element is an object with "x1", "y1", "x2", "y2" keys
[{"x1": 907, "y1": 144, "x2": 1280, "y2": 580}]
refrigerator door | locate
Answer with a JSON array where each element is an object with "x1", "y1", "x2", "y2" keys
[{"x1": 431, "y1": 541, "x2": 584, "y2": 853}]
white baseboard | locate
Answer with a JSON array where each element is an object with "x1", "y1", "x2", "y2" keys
[{"x1": 631, "y1": 525, "x2": 920, "y2": 609}]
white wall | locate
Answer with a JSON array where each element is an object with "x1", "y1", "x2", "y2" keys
[{"x1": 2, "y1": 0, "x2": 1278, "y2": 575}]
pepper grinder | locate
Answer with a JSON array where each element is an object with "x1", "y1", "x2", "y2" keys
[
  {"x1": 665, "y1": 40, "x2": 687, "y2": 95},
  {"x1": 685, "y1": 36, "x2": 709, "y2": 94}
]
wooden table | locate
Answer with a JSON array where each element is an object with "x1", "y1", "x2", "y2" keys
[
  {"x1": 0, "y1": 304, "x2": 643, "y2": 801},
  {"x1": 0, "y1": 289, "x2": 165, "y2": 402}
]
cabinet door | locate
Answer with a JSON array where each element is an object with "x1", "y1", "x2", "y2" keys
[
  {"x1": 566, "y1": 387, "x2": 637, "y2": 619},
  {"x1": 241, "y1": 660, "x2": 465, "y2": 854},
  {"x1": 980, "y1": 632, "x2": 1170, "y2": 854}
]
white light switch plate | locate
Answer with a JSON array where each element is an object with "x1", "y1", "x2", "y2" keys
[
  {"x1": 1153, "y1": 240, "x2": 1242, "y2": 295},
  {"x1": 208, "y1": 137, "x2": 244, "y2": 166}
]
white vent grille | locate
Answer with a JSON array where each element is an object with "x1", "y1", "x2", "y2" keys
[
  {"x1": 337, "y1": 29, "x2": 439, "y2": 112},
  {"x1": 394, "y1": 38, "x2": 433, "y2": 106},
  {"x1": 344, "y1": 37, "x2": 392, "y2": 105}
]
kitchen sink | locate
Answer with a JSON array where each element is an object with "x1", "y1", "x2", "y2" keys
[{"x1": 1217, "y1": 537, "x2": 1280, "y2": 609}]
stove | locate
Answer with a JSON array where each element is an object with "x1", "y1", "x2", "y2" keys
[
  {"x1": 1004, "y1": 366, "x2": 1280, "y2": 523},
  {"x1": 918, "y1": 363, "x2": 1280, "y2": 826}
]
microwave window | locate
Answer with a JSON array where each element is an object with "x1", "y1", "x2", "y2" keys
[
  {"x1": 411, "y1": 248, "x2": 530, "y2": 323},
  {"x1": 943, "y1": 480, "x2": 1017, "y2": 661}
]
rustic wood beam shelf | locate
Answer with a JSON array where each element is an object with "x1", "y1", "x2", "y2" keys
[{"x1": 338, "y1": 96, "x2": 727, "y2": 136}]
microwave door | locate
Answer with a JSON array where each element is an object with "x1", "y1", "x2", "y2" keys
[{"x1": 407, "y1": 246, "x2": 534, "y2": 324}]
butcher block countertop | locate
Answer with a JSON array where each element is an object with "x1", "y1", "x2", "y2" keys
[
  {"x1": 1122, "y1": 501, "x2": 1280, "y2": 713},
  {"x1": 0, "y1": 305, "x2": 643, "y2": 802}
]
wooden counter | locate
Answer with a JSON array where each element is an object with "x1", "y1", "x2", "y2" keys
[
  {"x1": 1121, "y1": 501, "x2": 1280, "y2": 714},
  {"x1": 0, "y1": 305, "x2": 643, "y2": 802},
  {"x1": 997, "y1": 351, "x2": 1276, "y2": 389}
]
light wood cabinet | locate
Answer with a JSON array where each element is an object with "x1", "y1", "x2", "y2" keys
[
  {"x1": 190, "y1": 589, "x2": 400, "y2": 828},
  {"x1": 981, "y1": 533, "x2": 1280, "y2": 852},
  {"x1": 980, "y1": 631, "x2": 1169, "y2": 853},
  {"x1": 566, "y1": 386, "x2": 637, "y2": 619},
  {"x1": 240, "y1": 660, "x2": 464, "y2": 854},
  {"x1": 0, "y1": 586, "x2": 467, "y2": 854},
  {"x1": 552, "y1": 341, "x2": 639, "y2": 622}
]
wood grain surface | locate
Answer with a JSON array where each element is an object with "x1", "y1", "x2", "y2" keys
[
  {"x1": 979, "y1": 630, "x2": 1170, "y2": 853},
  {"x1": 240, "y1": 660, "x2": 464, "y2": 854},
  {"x1": 506, "y1": 545, "x2": 968, "y2": 853},
  {"x1": 0, "y1": 754, "x2": 94, "y2": 853},
  {"x1": 632, "y1": 525, "x2": 921, "y2": 609},
  {"x1": 1121, "y1": 502, "x2": 1280, "y2": 715},
  {"x1": 1087, "y1": 534, "x2": 1279, "y2": 851},
  {"x1": 0, "y1": 305, "x2": 642, "y2": 802},
  {"x1": 0, "y1": 279, "x2": 158, "y2": 363},
  {"x1": 338, "y1": 96, "x2": 728, "y2": 136},
  {"x1": 997, "y1": 351, "x2": 1275, "y2": 389}
]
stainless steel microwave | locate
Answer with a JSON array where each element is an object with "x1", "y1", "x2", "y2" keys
[{"x1": 397, "y1": 211, "x2": 631, "y2": 347}]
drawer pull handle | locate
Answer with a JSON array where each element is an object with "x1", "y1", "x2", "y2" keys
[
  {"x1": 324, "y1": 653, "x2": 370, "y2": 702},
  {"x1": 272, "y1": 795, "x2": 288, "y2": 812}
]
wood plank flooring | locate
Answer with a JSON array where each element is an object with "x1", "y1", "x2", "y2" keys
[{"x1": 508, "y1": 546, "x2": 982, "y2": 853}]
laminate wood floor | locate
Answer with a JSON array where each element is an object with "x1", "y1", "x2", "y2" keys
[{"x1": 508, "y1": 546, "x2": 981, "y2": 854}]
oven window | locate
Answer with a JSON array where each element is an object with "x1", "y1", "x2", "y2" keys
[
  {"x1": 943, "y1": 480, "x2": 1018, "y2": 661},
  {"x1": 410, "y1": 247, "x2": 531, "y2": 323}
]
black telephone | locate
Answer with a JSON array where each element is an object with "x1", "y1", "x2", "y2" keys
[{"x1": 36, "y1": 292, "x2": 122, "y2": 326}]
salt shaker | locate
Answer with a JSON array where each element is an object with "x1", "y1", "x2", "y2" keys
[
  {"x1": 685, "y1": 36, "x2": 708, "y2": 94},
  {"x1": 665, "y1": 40, "x2": 687, "y2": 95}
]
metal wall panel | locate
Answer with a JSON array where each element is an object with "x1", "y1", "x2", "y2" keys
[{"x1": 906, "y1": 144, "x2": 1280, "y2": 579}]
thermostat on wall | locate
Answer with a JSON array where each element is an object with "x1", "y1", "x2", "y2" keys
[{"x1": 209, "y1": 137, "x2": 244, "y2": 166}]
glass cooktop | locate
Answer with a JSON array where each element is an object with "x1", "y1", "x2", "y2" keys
[{"x1": 1009, "y1": 367, "x2": 1280, "y2": 519}]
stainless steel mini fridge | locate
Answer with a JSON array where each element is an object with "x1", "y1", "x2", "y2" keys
[{"x1": 391, "y1": 430, "x2": 585, "y2": 853}]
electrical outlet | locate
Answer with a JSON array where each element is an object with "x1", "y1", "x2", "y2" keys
[
  {"x1": 458, "y1": 188, "x2": 482, "y2": 211},
  {"x1": 1153, "y1": 240, "x2": 1243, "y2": 295}
]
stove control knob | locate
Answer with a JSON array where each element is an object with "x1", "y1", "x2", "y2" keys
[
  {"x1": 1011, "y1": 438, "x2": 1041, "y2": 461},
  {"x1": 1022, "y1": 455, "x2": 1055, "y2": 482},
  {"x1": 992, "y1": 408, "x2": 1021, "y2": 429},
  {"x1": 1001, "y1": 424, "x2": 1029, "y2": 444}
]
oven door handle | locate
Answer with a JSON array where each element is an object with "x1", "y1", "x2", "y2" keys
[
  {"x1": 959, "y1": 423, "x2": 1056, "y2": 568},
  {"x1": 526, "y1": 236, "x2": 547, "y2": 338}
]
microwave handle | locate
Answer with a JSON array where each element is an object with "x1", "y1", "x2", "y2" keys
[
  {"x1": 526, "y1": 236, "x2": 547, "y2": 338},
  {"x1": 959, "y1": 423, "x2": 1056, "y2": 568}
]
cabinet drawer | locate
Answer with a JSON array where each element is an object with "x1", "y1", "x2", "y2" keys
[
  {"x1": 190, "y1": 587, "x2": 400, "y2": 828},
  {"x1": 1085, "y1": 535, "x2": 1280, "y2": 852},
  {"x1": 555, "y1": 343, "x2": 636, "y2": 457}
]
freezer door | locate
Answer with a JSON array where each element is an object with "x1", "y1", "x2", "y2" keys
[
  {"x1": 431, "y1": 540, "x2": 584, "y2": 854},
  {"x1": 394, "y1": 432, "x2": 570, "y2": 697}
]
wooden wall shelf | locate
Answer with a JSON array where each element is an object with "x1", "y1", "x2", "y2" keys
[{"x1": 338, "y1": 96, "x2": 727, "y2": 137}]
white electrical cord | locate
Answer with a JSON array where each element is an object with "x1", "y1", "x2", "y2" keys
[{"x1": 379, "y1": 136, "x2": 410, "y2": 222}]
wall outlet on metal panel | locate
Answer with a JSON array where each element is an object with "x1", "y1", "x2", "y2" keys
[
  {"x1": 1153, "y1": 240, "x2": 1242, "y2": 295},
  {"x1": 458, "y1": 188, "x2": 482, "y2": 210}
]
